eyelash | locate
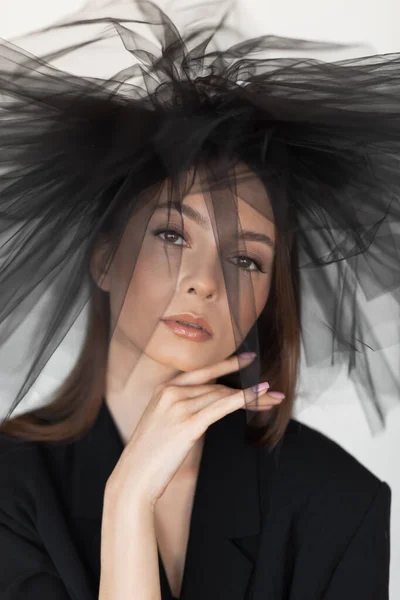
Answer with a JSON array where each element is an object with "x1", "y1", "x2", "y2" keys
[{"x1": 152, "y1": 227, "x2": 267, "y2": 273}]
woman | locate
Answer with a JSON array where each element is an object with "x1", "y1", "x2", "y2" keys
[{"x1": 0, "y1": 1, "x2": 395, "y2": 598}]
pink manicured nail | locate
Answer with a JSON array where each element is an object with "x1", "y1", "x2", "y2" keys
[
  {"x1": 238, "y1": 352, "x2": 257, "y2": 360},
  {"x1": 252, "y1": 381, "x2": 270, "y2": 392},
  {"x1": 268, "y1": 391, "x2": 286, "y2": 399}
]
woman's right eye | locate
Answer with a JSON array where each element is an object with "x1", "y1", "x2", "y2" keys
[{"x1": 153, "y1": 228, "x2": 187, "y2": 246}]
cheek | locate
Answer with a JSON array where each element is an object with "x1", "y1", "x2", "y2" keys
[
  {"x1": 219, "y1": 277, "x2": 271, "y2": 350},
  {"x1": 126, "y1": 264, "x2": 174, "y2": 315},
  {"x1": 239, "y1": 277, "x2": 271, "y2": 324},
  {"x1": 256, "y1": 280, "x2": 271, "y2": 315},
  {"x1": 118, "y1": 243, "x2": 180, "y2": 318}
]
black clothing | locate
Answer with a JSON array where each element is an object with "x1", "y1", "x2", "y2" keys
[{"x1": 0, "y1": 400, "x2": 391, "y2": 599}]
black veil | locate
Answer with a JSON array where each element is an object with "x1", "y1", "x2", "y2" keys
[{"x1": 1, "y1": 0, "x2": 400, "y2": 434}]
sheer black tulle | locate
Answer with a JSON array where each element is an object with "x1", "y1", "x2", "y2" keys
[{"x1": 1, "y1": 0, "x2": 400, "y2": 431}]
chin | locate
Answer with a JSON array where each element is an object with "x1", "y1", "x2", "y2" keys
[
  {"x1": 155, "y1": 350, "x2": 215, "y2": 373},
  {"x1": 146, "y1": 341, "x2": 226, "y2": 373},
  {"x1": 160, "y1": 343, "x2": 239, "y2": 372},
  {"x1": 139, "y1": 326, "x2": 235, "y2": 372}
]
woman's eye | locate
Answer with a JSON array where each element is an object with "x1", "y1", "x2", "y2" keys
[
  {"x1": 154, "y1": 229, "x2": 186, "y2": 246},
  {"x1": 233, "y1": 256, "x2": 264, "y2": 272}
]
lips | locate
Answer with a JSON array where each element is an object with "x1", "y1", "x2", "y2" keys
[{"x1": 162, "y1": 313, "x2": 213, "y2": 335}]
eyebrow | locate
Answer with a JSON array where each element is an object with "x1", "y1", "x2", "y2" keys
[{"x1": 155, "y1": 201, "x2": 275, "y2": 250}]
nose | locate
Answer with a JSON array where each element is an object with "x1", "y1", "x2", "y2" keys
[{"x1": 180, "y1": 256, "x2": 222, "y2": 301}]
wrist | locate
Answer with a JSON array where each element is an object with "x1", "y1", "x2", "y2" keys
[{"x1": 103, "y1": 480, "x2": 156, "y2": 518}]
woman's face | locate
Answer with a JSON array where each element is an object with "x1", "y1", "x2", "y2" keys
[{"x1": 94, "y1": 168, "x2": 275, "y2": 372}]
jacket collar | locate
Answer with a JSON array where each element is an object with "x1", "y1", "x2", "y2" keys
[{"x1": 71, "y1": 399, "x2": 263, "y2": 600}]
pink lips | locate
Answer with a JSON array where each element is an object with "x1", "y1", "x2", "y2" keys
[
  {"x1": 161, "y1": 313, "x2": 213, "y2": 342},
  {"x1": 162, "y1": 313, "x2": 213, "y2": 335}
]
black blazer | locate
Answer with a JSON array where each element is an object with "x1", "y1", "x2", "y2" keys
[{"x1": 0, "y1": 400, "x2": 391, "y2": 600}]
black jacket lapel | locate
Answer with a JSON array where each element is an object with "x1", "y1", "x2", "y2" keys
[{"x1": 180, "y1": 409, "x2": 262, "y2": 600}]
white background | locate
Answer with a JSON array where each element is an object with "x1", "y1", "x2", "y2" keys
[{"x1": 1, "y1": 0, "x2": 399, "y2": 596}]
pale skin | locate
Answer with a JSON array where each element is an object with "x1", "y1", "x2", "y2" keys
[{"x1": 91, "y1": 166, "x2": 285, "y2": 599}]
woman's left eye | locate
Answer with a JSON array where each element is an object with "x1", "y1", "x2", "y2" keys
[{"x1": 232, "y1": 256, "x2": 265, "y2": 272}]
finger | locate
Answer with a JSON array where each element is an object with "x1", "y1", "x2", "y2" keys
[
  {"x1": 159, "y1": 383, "x2": 223, "y2": 404},
  {"x1": 171, "y1": 352, "x2": 256, "y2": 387},
  {"x1": 242, "y1": 395, "x2": 284, "y2": 411},
  {"x1": 191, "y1": 388, "x2": 283, "y2": 428},
  {"x1": 183, "y1": 386, "x2": 233, "y2": 412},
  {"x1": 187, "y1": 383, "x2": 280, "y2": 414}
]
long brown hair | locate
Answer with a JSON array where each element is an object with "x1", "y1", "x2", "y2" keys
[{"x1": 0, "y1": 194, "x2": 301, "y2": 452}]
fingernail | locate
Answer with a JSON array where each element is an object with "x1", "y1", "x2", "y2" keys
[
  {"x1": 252, "y1": 381, "x2": 270, "y2": 392},
  {"x1": 268, "y1": 391, "x2": 286, "y2": 399},
  {"x1": 238, "y1": 352, "x2": 257, "y2": 360}
]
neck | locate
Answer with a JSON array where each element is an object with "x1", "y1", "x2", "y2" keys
[{"x1": 103, "y1": 332, "x2": 207, "y2": 473}]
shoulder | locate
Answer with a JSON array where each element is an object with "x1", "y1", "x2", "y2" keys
[
  {"x1": 262, "y1": 419, "x2": 391, "y2": 527},
  {"x1": 0, "y1": 431, "x2": 40, "y2": 468},
  {"x1": 0, "y1": 432, "x2": 50, "y2": 525},
  {"x1": 278, "y1": 418, "x2": 384, "y2": 486},
  {"x1": 0, "y1": 430, "x2": 73, "y2": 547},
  {"x1": 0, "y1": 431, "x2": 39, "y2": 471}
]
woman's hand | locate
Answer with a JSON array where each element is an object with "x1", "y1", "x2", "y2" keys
[{"x1": 105, "y1": 354, "x2": 283, "y2": 510}]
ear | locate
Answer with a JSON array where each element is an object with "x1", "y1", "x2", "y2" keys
[{"x1": 89, "y1": 236, "x2": 112, "y2": 292}]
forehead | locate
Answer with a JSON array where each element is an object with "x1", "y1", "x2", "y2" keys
[{"x1": 157, "y1": 162, "x2": 274, "y2": 223}]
